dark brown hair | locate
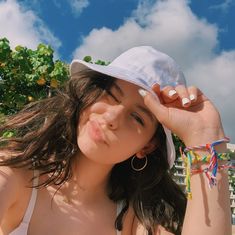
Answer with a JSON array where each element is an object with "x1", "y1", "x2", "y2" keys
[{"x1": 0, "y1": 70, "x2": 186, "y2": 234}]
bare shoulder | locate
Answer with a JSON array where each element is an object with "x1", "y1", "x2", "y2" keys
[
  {"x1": 0, "y1": 166, "x2": 32, "y2": 222},
  {"x1": 0, "y1": 166, "x2": 22, "y2": 203}
]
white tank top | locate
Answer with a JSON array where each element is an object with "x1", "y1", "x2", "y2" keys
[
  {"x1": 10, "y1": 174, "x2": 123, "y2": 235},
  {"x1": 9, "y1": 173, "x2": 39, "y2": 235}
]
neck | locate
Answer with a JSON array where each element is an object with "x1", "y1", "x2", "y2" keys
[{"x1": 63, "y1": 153, "x2": 114, "y2": 205}]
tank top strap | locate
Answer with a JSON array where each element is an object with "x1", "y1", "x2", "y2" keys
[
  {"x1": 116, "y1": 201, "x2": 124, "y2": 235},
  {"x1": 116, "y1": 200, "x2": 124, "y2": 216},
  {"x1": 22, "y1": 170, "x2": 39, "y2": 223}
]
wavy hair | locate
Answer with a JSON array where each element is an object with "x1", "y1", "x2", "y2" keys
[{"x1": 0, "y1": 70, "x2": 186, "y2": 234}]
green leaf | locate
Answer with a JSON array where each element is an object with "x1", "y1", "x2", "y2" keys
[
  {"x1": 83, "y1": 56, "x2": 92, "y2": 63},
  {"x1": 2, "y1": 130, "x2": 15, "y2": 138},
  {"x1": 15, "y1": 45, "x2": 24, "y2": 52}
]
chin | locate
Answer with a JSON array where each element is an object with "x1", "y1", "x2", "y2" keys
[
  {"x1": 77, "y1": 137, "x2": 124, "y2": 165},
  {"x1": 77, "y1": 136, "x2": 96, "y2": 155}
]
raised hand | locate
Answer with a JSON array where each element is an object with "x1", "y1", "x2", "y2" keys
[{"x1": 141, "y1": 84, "x2": 225, "y2": 146}]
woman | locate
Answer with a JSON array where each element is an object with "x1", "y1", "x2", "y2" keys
[{"x1": 0, "y1": 46, "x2": 232, "y2": 235}]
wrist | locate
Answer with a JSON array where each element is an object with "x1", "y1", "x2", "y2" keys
[{"x1": 183, "y1": 128, "x2": 226, "y2": 147}]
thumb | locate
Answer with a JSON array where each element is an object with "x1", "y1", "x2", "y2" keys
[{"x1": 138, "y1": 89, "x2": 169, "y2": 125}]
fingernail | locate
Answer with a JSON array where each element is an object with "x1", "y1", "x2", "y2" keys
[
  {"x1": 168, "y1": 90, "x2": 177, "y2": 97},
  {"x1": 138, "y1": 89, "x2": 147, "y2": 97},
  {"x1": 182, "y1": 98, "x2": 190, "y2": 106},
  {"x1": 189, "y1": 94, "x2": 195, "y2": 101}
]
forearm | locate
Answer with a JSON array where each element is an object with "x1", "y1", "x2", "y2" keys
[{"x1": 181, "y1": 143, "x2": 232, "y2": 235}]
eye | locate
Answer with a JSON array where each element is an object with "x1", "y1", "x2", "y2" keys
[
  {"x1": 107, "y1": 90, "x2": 145, "y2": 126},
  {"x1": 131, "y1": 112, "x2": 145, "y2": 126}
]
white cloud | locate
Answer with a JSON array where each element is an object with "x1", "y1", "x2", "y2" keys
[
  {"x1": 209, "y1": 0, "x2": 234, "y2": 13},
  {"x1": 185, "y1": 51, "x2": 235, "y2": 141},
  {"x1": 72, "y1": 0, "x2": 235, "y2": 142},
  {"x1": 68, "y1": 0, "x2": 89, "y2": 17},
  {"x1": 73, "y1": 0, "x2": 218, "y2": 67},
  {"x1": 0, "y1": 0, "x2": 61, "y2": 53}
]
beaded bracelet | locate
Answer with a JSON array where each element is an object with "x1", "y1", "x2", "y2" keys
[
  {"x1": 182, "y1": 151, "x2": 230, "y2": 166},
  {"x1": 184, "y1": 137, "x2": 230, "y2": 153},
  {"x1": 181, "y1": 151, "x2": 232, "y2": 199},
  {"x1": 180, "y1": 137, "x2": 232, "y2": 199},
  {"x1": 191, "y1": 163, "x2": 235, "y2": 175}
]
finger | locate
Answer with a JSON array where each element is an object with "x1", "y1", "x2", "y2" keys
[
  {"x1": 175, "y1": 85, "x2": 191, "y2": 107},
  {"x1": 187, "y1": 86, "x2": 198, "y2": 103},
  {"x1": 151, "y1": 83, "x2": 163, "y2": 103},
  {"x1": 189, "y1": 88, "x2": 209, "y2": 106},
  {"x1": 160, "y1": 85, "x2": 178, "y2": 103},
  {"x1": 164, "y1": 87, "x2": 208, "y2": 109},
  {"x1": 151, "y1": 83, "x2": 161, "y2": 96}
]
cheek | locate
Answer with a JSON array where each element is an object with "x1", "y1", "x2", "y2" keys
[
  {"x1": 77, "y1": 106, "x2": 92, "y2": 135},
  {"x1": 77, "y1": 133, "x2": 94, "y2": 156},
  {"x1": 75, "y1": 127, "x2": 132, "y2": 164},
  {"x1": 76, "y1": 124, "x2": 108, "y2": 162},
  {"x1": 89, "y1": 101, "x2": 107, "y2": 113},
  {"x1": 116, "y1": 130, "x2": 153, "y2": 156}
]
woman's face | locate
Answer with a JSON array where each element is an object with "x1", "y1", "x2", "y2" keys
[{"x1": 77, "y1": 79, "x2": 158, "y2": 165}]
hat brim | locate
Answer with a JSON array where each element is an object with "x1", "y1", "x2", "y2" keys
[
  {"x1": 71, "y1": 60, "x2": 153, "y2": 94},
  {"x1": 70, "y1": 60, "x2": 176, "y2": 168}
]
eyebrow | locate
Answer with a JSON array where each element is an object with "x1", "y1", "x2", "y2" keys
[{"x1": 113, "y1": 83, "x2": 155, "y2": 123}]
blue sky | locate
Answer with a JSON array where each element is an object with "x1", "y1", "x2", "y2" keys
[
  {"x1": 33, "y1": 0, "x2": 140, "y2": 62},
  {"x1": 12, "y1": 0, "x2": 235, "y2": 62},
  {"x1": 0, "y1": 0, "x2": 235, "y2": 142},
  {"x1": 191, "y1": 1, "x2": 235, "y2": 50}
]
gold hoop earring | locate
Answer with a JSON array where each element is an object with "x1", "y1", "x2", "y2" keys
[{"x1": 131, "y1": 156, "x2": 148, "y2": 171}]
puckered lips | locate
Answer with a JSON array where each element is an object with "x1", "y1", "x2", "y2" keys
[{"x1": 87, "y1": 119, "x2": 108, "y2": 145}]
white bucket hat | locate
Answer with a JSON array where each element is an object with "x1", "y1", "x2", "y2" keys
[{"x1": 70, "y1": 46, "x2": 186, "y2": 168}]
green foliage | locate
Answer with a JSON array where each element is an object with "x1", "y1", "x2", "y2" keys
[
  {"x1": 173, "y1": 134, "x2": 185, "y2": 158},
  {"x1": 0, "y1": 37, "x2": 69, "y2": 115},
  {"x1": 83, "y1": 55, "x2": 92, "y2": 63},
  {"x1": 2, "y1": 130, "x2": 15, "y2": 138},
  {"x1": 170, "y1": 134, "x2": 185, "y2": 174},
  {"x1": 83, "y1": 56, "x2": 110, "y2": 66}
]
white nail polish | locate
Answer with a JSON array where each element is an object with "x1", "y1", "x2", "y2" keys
[
  {"x1": 190, "y1": 94, "x2": 195, "y2": 101},
  {"x1": 138, "y1": 89, "x2": 147, "y2": 97},
  {"x1": 168, "y1": 90, "x2": 177, "y2": 97},
  {"x1": 182, "y1": 98, "x2": 190, "y2": 106}
]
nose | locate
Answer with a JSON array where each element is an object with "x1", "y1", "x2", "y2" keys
[{"x1": 103, "y1": 104, "x2": 124, "y2": 129}]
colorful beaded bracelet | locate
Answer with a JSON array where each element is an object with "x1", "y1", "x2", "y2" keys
[
  {"x1": 182, "y1": 151, "x2": 230, "y2": 166},
  {"x1": 191, "y1": 163, "x2": 235, "y2": 175},
  {"x1": 182, "y1": 152, "x2": 233, "y2": 199},
  {"x1": 184, "y1": 137, "x2": 230, "y2": 153},
  {"x1": 180, "y1": 137, "x2": 232, "y2": 199}
]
